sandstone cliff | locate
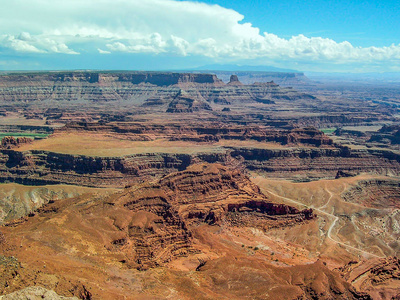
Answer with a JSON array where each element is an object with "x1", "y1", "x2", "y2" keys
[
  {"x1": 1, "y1": 164, "x2": 314, "y2": 271},
  {"x1": 0, "y1": 71, "x2": 314, "y2": 106},
  {"x1": 0, "y1": 143, "x2": 400, "y2": 188},
  {"x1": 339, "y1": 257, "x2": 400, "y2": 300}
]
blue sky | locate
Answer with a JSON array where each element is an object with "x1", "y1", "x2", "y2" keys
[
  {"x1": 0, "y1": 0, "x2": 399, "y2": 72},
  {"x1": 199, "y1": 0, "x2": 400, "y2": 47}
]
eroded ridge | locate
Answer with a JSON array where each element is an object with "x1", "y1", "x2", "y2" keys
[{"x1": 0, "y1": 163, "x2": 315, "y2": 272}]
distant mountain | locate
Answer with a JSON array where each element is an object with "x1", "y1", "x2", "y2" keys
[
  {"x1": 306, "y1": 71, "x2": 400, "y2": 86},
  {"x1": 189, "y1": 64, "x2": 300, "y2": 73}
]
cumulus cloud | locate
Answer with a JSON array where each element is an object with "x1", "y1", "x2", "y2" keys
[
  {"x1": 0, "y1": 0, "x2": 399, "y2": 67},
  {"x1": 1, "y1": 32, "x2": 79, "y2": 55}
]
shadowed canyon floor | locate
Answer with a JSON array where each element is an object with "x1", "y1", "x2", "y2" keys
[{"x1": 0, "y1": 71, "x2": 400, "y2": 299}]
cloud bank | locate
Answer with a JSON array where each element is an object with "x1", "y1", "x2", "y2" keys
[{"x1": 1, "y1": 0, "x2": 399, "y2": 69}]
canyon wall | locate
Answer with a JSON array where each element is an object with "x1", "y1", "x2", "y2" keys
[
  {"x1": 0, "y1": 146, "x2": 399, "y2": 187},
  {"x1": 0, "y1": 71, "x2": 313, "y2": 105}
]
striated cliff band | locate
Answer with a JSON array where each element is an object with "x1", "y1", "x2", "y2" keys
[
  {"x1": 0, "y1": 164, "x2": 380, "y2": 299},
  {"x1": 1, "y1": 71, "x2": 400, "y2": 299},
  {"x1": 0, "y1": 71, "x2": 313, "y2": 106}
]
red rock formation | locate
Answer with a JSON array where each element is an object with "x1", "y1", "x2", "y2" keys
[
  {"x1": 342, "y1": 179, "x2": 400, "y2": 208},
  {"x1": 0, "y1": 163, "x2": 314, "y2": 271},
  {"x1": 339, "y1": 257, "x2": 400, "y2": 300},
  {"x1": 62, "y1": 122, "x2": 333, "y2": 146},
  {"x1": 0, "y1": 136, "x2": 32, "y2": 149},
  {"x1": 197, "y1": 257, "x2": 371, "y2": 299}
]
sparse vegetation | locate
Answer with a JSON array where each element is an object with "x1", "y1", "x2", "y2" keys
[
  {"x1": 320, "y1": 128, "x2": 336, "y2": 134},
  {"x1": 0, "y1": 132, "x2": 49, "y2": 139}
]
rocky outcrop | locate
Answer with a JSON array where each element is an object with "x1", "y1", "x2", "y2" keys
[
  {"x1": 209, "y1": 71, "x2": 312, "y2": 87},
  {"x1": 0, "y1": 255, "x2": 90, "y2": 299},
  {"x1": 0, "y1": 150, "x2": 203, "y2": 187},
  {"x1": 199, "y1": 257, "x2": 371, "y2": 300},
  {"x1": 338, "y1": 257, "x2": 400, "y2": 300},
  {"x1": 1, "y1": 136, "x2": 32, "y2": 149},
  {"x1": 368, "y1": 124, "x2": 400, "y2": 145},
  {"x1": 0, "y1": 184, "x2": 116, "y2": 225},
  {"x1": 166, "y1": 90, "x2": 212, "y2": 113},
  {"x1": 1, "y1": 142, "x2": 400, "y2": 187},
  {"x1": 157, "y1": 164, "x2": 315, "y2": 229},
  {"x1": 231, "y1": 147, "x2": 400, "y2": 180},
  {"x1": 288, "y1": 260, "x2": 372, "y2": 300},
  {"x1": 0, "y1": 286, "x2": 79, "y2": 300},
  {"x1": 227, "y1": 75, "x2": 243, "y2": 86},
  {"x1": 115, "y1": 72, "x2": 224, "y2": 86},
  {"x1": 1, "y1": 164, "x2": 314, "y2": 271},
  {"x1": 342, "y1": 179, "x2": 400, "y2": 208},
  {"x1": 335, "y1": 169, "x2": 357, "y2": 179},
  {"x1": 62, "y1": 122, "x2": 333, "y2": 146}
]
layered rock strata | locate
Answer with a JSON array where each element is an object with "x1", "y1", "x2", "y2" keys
[
  {"x1": 231, "y1": 147, "x2": 400, "y2": 179},
  {"x1": 1, "y1": 145, "x2": 400, "y2": 187},
  {"x1": 166, "y1": 90, "x2": 212, "y2": 113},
  {"x1": 0, "y1": 136, "x2": 32, "y2": 149},
  {"x1": 63, "y1": 122, "x2": 333, "y2": 146},
  {"x1": 342, "y1": 179, "x2": 400, "y2": 208},
  {"x1": 1, "y1": 164, "x2": 314, "y2": 271},
  {"x1": 339, "y1": 257, "x2": 400, "y2": 300},
  {"x1": 0, "y1": 72, "x2": 314, "y2": 106}
]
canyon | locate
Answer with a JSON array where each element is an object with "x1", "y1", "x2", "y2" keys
[{"x1": 0, "y1": 71, "x2": 400, "y2": 299}]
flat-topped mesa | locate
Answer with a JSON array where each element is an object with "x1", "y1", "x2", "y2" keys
[
  {"x1": 0, "y1": 71, "x2": 315, "y2": 105},
  {"x1": 0, "y1": 72, "x2": 101, "y2": 84},
  {"x1": 0, "y1": 71, "x2": 224, "y2": 86},
  {"x1": 210, "y1": 71, "x2": 311, "y2": 86},
  {"x1": 61, "y1": 122, "x2": 333, "y2": 147},
  {"x1": 115, "y1": 72, "x2": 224, "y2": 86}
]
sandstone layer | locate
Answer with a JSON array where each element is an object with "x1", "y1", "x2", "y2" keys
[
  {"x1": 0, "y1": 164, "x2": 348, "y2": 299},
  {"x1": 0, "y1": 72, "x2": 312, "y2": 107}
]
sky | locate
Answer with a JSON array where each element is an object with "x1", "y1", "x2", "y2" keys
[{"x1": 0, "y1": 0, "x2": 399, "y2": 72}]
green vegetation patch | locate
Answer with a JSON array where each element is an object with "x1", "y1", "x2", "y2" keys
[
  {"x1": 0, "y1": 132, "x2": 49, "y2": 139},
  {"x1": 320, "y1": 128, "x2": 336, "y2": 134}
]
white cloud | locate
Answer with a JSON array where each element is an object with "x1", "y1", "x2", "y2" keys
[
  {"x1": 1, "y1": 32, "x2": 78, "y2": 54},
  {"x1": 0, "y1": 0, "x2": 399, "y2": 68},
  {"x1": 2, "y1": 35, "x2": 44, "y2": 53},
  {"x1": 98, "y1": 48, "x2": 111, "y2": 54}
]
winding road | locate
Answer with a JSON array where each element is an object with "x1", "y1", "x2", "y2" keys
[{"x1": 255, "y1": 180, "x2": 385, "y2": 259}]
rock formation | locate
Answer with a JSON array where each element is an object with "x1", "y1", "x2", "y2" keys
[
  {"x1": 227, "y1": 75, "x2": 243, "y2": 86},
  {"x1": 0, "y1": 164, "x2": 314, "y2": 271},
  {"x1": 339, "y1": 257, "x2": 400, "y2": 300},
  {"x1": 0, "y1": 71, "x2": 314, "y2": 106},
  {"x1": 0, "y1": 70, "x2": 399, "y2": 299},
  {"x1": 1, "y1": 136, "x2": 400, "y2": 188},
  {"x1": 0, "y1": 286, "x2": 79, "y2": 300},
  {"x1": 342, "y1": 179, "x2": 400, "y2": 208},
  {"x1": 0, "y1": 255, "x2": 90, "y2": 299},
  {"x1": 209, "y1": 71, "x2": 312, "y2": 87},
  {"x1": 166, "y1": 90, "x2": 212, "y2": 113},
  {"x1": 0, "y1": 136, "x2": 32, "y2": 149}
]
